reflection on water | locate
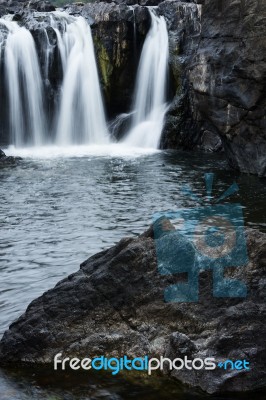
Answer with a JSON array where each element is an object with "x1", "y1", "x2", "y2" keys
[
  {"x1": 0, "y1": 366, "x2": 265, "y2": 400},
  {"x1": 0, "y1": 148, "x2": 265, "y2": 399}
]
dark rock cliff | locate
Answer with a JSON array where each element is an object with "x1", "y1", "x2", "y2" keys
[
  {"x1": 158, "y1": 1, "x2": 204, "y2": 150},
  {"x1": 159, "y1": 0, "x2": 266, "y2": 176},
  {"x1": 0, "y1": 222, "x2": 265, "y2": 394},
  {"x1": 190, "y1": 0, "x2": 266, "y2": 176}
]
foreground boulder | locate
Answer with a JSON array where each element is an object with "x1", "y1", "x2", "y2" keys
[{"x1": 0, "y1": 221, "x2": 265, "y2": 394}]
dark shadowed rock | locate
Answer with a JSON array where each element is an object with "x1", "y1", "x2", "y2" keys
[
  {"x1": 28, "y1": 1, "x2": 55, "y2": 12},
  {"x1": 158, "y1": 1, "x2": 204, "y2": 151},
  {"x1": 0, "y1": 149, "x2": 21, "y2": 167},
  {"x1": 84, "y1": 3, "x2": 150, "y2": 116},
  {"x1": 0, "y1": 220, "x2": 265, "y2": 394},
  {"x1": 198, "y1": 130, "x2": 223, "y2": 153},
  {"x1": 0, "y1": 0, "x2": 55, "y2": 16},
  {"x1": 159, "y1": 0, "x2": 266, "y2": 177},
  {"x1": 188, "y1": 0, "x2": 266, "y2": 177}
]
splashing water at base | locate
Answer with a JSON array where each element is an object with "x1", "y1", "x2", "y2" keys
[
  {"x1": 5, "y1": 143, "x2": 159, "y2": 160},
  {"x1": 123, "y1": 9, "x2": 169, "y2": 149}
]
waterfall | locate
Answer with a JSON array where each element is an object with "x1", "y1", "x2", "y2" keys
[
  {"x1": 0, "y1": 13, "x2": 109, "y2": 148},
  {"x1": 41, "y1": 28, "x2": 54, "y2": 84},
  {"x1": 51, "y1": 12, "x2": 109, "y2": 146},
  {"x1": 123, "y1": 9, "x2": 169, "y2": 149},
  {"x1": 0, "y1": 9, "x2": 168, "y2": 152},
  {"x1": 0, "y1": 18, "x2": 46, "y2": 147}
]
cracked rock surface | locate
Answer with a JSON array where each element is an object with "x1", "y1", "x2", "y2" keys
[
  {"x1": 158, "y1": 0, "x2": 266, "y2": 176},
  {"x1": 186, "y1": 0, "x2": 266, "y2": 176},
  {"x1": 0, "y1": 222, "x2": 265, "y2": 394}
]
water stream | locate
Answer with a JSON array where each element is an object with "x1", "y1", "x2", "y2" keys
[
  {"x1": 0, "y1": 150, "x2": 265, "y2": 399},
  {"x1": 1, "y1": 19, "x2": 46, "y2": 147},
  {"x1": 123, "y1": 8, "x2": 169, "y2": 148},
  {"x1": 52, "y1": 13, "x2": 110, "y2": 145},
  {"x1": 0, "y1": 8, "x2": 169, "y2": 150}
]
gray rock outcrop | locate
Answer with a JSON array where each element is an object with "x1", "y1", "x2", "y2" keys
[
  {"x1": 0, "y1": 221, "x2": 265, "y2": 394},
  {"x1": 0, "y1": 149, "x2": 21, "y2": 167},
  {"x1": 0, "y1": 0, "x2": 55, "y2": 16},
  {"x1": 159, "y1": 0, "x2": 266, "y2": 176}
]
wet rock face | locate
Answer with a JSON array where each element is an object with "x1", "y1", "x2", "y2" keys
[
  {"x1": 0, "y1": 0, "x2": 55, "y2": 16},
  {"x1": 27, "y1": 1, "x2": 55, "y2": 12},
  {"x1": 82, "y1": 3, "x2": 150, "y2": 117},
  {"x1": 187, "y1": 0, "x2": 266, "y2": 175},
  {"x1": 0, "y1": 222, "x2": 265, "y2": 394},
  {"x1": 50, "y1": 2, "x2": 149, "y2": 117},
  {"x1": 159, "y1": 0, "x2": 266, "y2": 176},
  {"x1": 158, "y1": 1, "x2": 204, "y2": 151},
  {"x1": 0, "y1": 149, "x2": 21, "y2": 166}
]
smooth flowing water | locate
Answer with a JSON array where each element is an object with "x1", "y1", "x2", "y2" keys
[
  {"x1": 52, "y1": 13, "x2": 110, "y2": 145},
  {"x1": 0, "y1": 9, "x2": 169, "y2": 150},
  {"x1": 124, "y1": 9, "x2": 169, "y2": 148},
  {"x1": 0, "y1": 149, "x2": 265, "y2": 399},
  {"x1": 0, "y1": 18, "x2": 46, "y2": 147},
  {"x1": 0, "y1": 13, "x2": 110, "y2": 147}
]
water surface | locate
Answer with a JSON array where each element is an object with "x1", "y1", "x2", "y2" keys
[{"x1": 0, "y1": 147, "x2": 265, "y2": 399}]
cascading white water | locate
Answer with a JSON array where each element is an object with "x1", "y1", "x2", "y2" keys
[
  {"x1": 41, "y1": 28, "x2": 54, "y2": 83},
  {"x1": 51, "y1": 12, "x2": 109, "y2": 145},
  {"x1": 123, "y1": 9, "x2": 169, "y2": 149},
  {"x1": 0, "y1": 18, "x2": 46, "y2": 147},
  {"x1": 1, "y1": 9, "x2": 169, "y2": 152}
]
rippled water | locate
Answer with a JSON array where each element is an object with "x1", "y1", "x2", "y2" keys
[{"x1": 0, "y1": 146, "x2": 265, "y2": 399}]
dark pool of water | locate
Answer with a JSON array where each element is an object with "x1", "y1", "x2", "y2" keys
[
  {"x1": 0, "y1": 366, "x2": 265, "y2": 400},
  {"x1": 0, "y1": 148, "x2": 265, "y2": 399}
]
